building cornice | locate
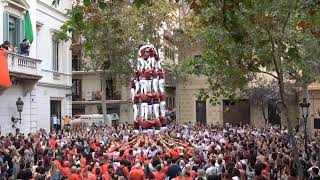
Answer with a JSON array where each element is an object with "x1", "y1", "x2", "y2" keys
[
  {"x1": 37, "y1": 82, "x2": 72, "y2": 89},
  {"x1": 72, "y1": 100, "x2": 130, "y2": 105},
  {"x1": 37, "y1": 0, "x2": 68, "y2": 23}
]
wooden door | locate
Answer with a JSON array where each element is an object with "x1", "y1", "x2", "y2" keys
[
  {"x1": 223, "y1": 100, "x2": 250, "y2": 126},
  {"x1": 196, "y1": 100, "x2": 207, "y2": 126}
]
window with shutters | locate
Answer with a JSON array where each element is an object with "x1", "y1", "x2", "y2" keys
[
  {"x1": 164, "y1": 45, "x2": 175, "y2": 61},
  {"x1": 3, "y1": 12, "x2": 24, "y2": 48},
  {"x1": 9, "y1": 15, "x2": 18, "y2": 46},
  {"x1": 52, "y1": 38, "x2": 59, "y2": 71},
  {"x1": 72, "y1": 79, "x2": 82, "y2": 101}
]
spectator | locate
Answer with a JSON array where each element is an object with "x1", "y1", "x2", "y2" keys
[
  {"x1": 128, "y1": 162, "x2": 144, "y2": 180},
  {"x1": 19, "y1": 39, "x2": 30, "y2": 56},
  {"x1": 167, "y1": 158, "x2": 182, "y2": 180},
  {"x1": 0, "y1": 120, "x2": 318, "y2": 179},
  {"x1": 63, "y1": 115, "x2": 70, "y2": 128},
  {"x1": 0, "y1": 41, "x2": 14, "y2": 52}
]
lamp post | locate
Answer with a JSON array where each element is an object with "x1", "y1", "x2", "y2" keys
[
  {"x1": 300, "y1": 97, "x2": 310, "y2": 159},
  {"x1": 11, "y1": 97, "x2": 24, "y2": 127}
]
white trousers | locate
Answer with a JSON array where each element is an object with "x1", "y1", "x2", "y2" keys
[
  {"x1": 145, "y1": 58, "x2": 151, "y2": 70},
  {"x1": 153, "y1": 103, "x2": 160, "y2": 118},
  {"x1": 152, "y1": 79, "x2": 159, "y2": 92},
  {"x1": 141, "y1": 103, "x2": 148, "y2": 120},
  {"x1": 150, "y1": 57, "x2": 155, "y2": 69},
  {"x1": 160, "y1": 101, "x2": 166, "y2": 117},
  {"x1": 159, "y1": 79, "x2": 165, "y2": 93},
  {"x1": 140, "y1": 80, "x2": 148, "y2": 94},
  {"x1": 157, "y1": 60, "x2": 163, "y2": 70},
  {"x1": 148, "y1": 104, "x2": 153, "y2": 116},
  {"x1": 133, "y1": 104, "x2": 139, "y2": 120},
  {"x1": 131, "y1": 88, "x2": 135, "y2": 101},
  {"x1": 147, "y1": 80, "x2": 152, "y2": 92},
  {"x1": 137, "y1": 58, "x2": 145, "y2": 71},
  {"x1": 135, "y1": 81, "x2": 140, "y2": 94}
]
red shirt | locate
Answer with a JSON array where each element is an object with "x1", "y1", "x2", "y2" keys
[
  {"x1": 49, "y1": 138, "x2": 57, "y2": 149},
  {"x1": 102, "y1": 173, "x2": 112, "y2": 180},
  {"x1": 153, "y1": 171, "x2": 166, "y2": 180},
  {"x1": 160, "y1": 116, "x2": 167, "y2": 126},
  {"x1": 140, "y1": 120, "x2": 149, "y2": 129},
  {"x1": 54, "y1": 160, "x2": 62, "y2": 170},
  {"x1": 146, "y1": 70, "x2": 153, "y2": 80},
  {"x1": 140, "y1": 71, "x2": 147, "y2": 78},
  {"x1": 147, "y1": 94, "x2": 153, "y2": 104},
  {"x1": 100, "y1": 164, "x2": 109, "y2": 174},
  {"x1": 87, "y1": 172, "x2": 97, "y2": 180},
  {"x1": 129, "y1": 168, "x2": 144, "y2": 180},
  {"x1": 158, "y1": 71, "x2": 165, "y2": 79},
  {"x1": 153, "y1": 120, "x2": 161, "y2": 129},
  {"x1": 155, "y1": 54, "x2": 160, "y2": 61},
  {"x1": 153, "y1": 93, "x2": 160, "y2": 103},
  {"x1": 159, "y1": 94, "x2": 165, "y2": 102},
  {"x1": 61, "y1": 167, "x2": 71, "y2": 176},
  {"x1": 134, "y1": 120, "x2": 141, "y2": 129},
  {"x1": 131, "y1": 80, "x2": 135, "y2": 88},
  {"x1": 163, "y1": 165, "x2": 169, "y2": 175},
  {"x1": 135, "y1": 71, "x2": 140, "y2": 79},
  {"x1": 68, "y1": 173, "x2": 81, "y2": 180},
  {"x1": 189, "y1": 170, "x2": 197, "y2": 179},
  {"x1": 133, "y1": 95, "x2": 140, "y2": 104},
  {"x1": 140, "y1": 94, "x2": 150, "y2": 103}
]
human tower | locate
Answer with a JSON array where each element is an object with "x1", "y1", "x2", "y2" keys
[{"x1": 131, "y1": 44, "x2": 167, "y2": 129}]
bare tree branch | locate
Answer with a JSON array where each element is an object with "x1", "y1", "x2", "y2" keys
[{"x1": 258, "y1": 70, "x2": 278, "y2": 79}]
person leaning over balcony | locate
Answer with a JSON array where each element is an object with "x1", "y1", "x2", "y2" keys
[
  {"x1": 19, "y1": 39, "x2": 30, "y2": 56},
  {"x1": 0, "y1": 41, "x2": 14, "y2": 52}
]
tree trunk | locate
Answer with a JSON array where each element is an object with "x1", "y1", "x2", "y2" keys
[
  {"x1": 175, "y1": 76, "x2": 180, "y2": 123},
  {"x1": 302, "y1": 85, "x2": 311, "y2": 135},
  {"x1": 261, "y1": 105, "x2": 268, "y2": 127},
  {"x1": 278, "y1": 75, "x2": 304, "y2": 179},
  {"x1": 101, "y1": 76, "x2": 108, "y2": 125}
]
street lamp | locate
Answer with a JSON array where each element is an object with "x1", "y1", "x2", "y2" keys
[
  {"x1": 300, "y1": 97, "x2": 310, "y2": 158},
  {"x1": 11, "y1": 97, "x2": 24, "y2": 127}
]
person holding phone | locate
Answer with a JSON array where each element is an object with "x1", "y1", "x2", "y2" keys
[{"x1": 19, "y1": 39, "x2": 30, "y2": 56}]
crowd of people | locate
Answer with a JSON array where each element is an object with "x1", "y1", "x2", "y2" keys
[{"x1": 0, "y1": 122, "x2": 319, "y2": 180}]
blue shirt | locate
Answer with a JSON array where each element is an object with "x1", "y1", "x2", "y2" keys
[{"x1": 20, "y1": 43, "x2": 29, "y2": 55}]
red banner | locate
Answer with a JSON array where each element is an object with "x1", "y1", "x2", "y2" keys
[{"x1": 0, "y1": 49, "x2": 11, "y2": 88}]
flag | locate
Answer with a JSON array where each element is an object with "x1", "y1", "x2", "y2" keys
[
  {"x1": 24, "y1": 10, "x2": 34, "y2": 44},
  {"x1": 0, "y1": 49, "x2": 11, "y2": 88}
]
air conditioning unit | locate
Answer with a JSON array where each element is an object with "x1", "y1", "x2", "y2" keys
[{"x1": 85, "y1": 91, "x2": 93, "y2": 101}]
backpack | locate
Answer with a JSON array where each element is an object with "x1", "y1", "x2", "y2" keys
[{"x1": 116, "y1": 167, "x2": 126, "y2": 177}]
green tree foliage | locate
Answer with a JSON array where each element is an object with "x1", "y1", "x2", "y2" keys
[
  {"x1": 55, "y1": 0, "x2": 176, "y2": 83},
  {"x1": 185, "y1": 0, "x2": 320, "y2": 178},
  {"x1": 186, "y1": 0, "x2": 320, "y2": 103},
  {"x1": 54, "y1": 0, "x2": 176, "y2": 123}
]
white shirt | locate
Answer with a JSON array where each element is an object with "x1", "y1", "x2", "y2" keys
[
  {"x1": 206, "y1": 166, "x2": 218, "y2": 176},
  {"x1": 52, "y1": 116, "x2": 58, "y2": 124}
]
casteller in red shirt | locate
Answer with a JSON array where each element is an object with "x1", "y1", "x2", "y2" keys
[
  {"x1": 133, "y1": 94, "x2": 140, "y2": 104},
  {"x1": 140, "y1": 94, "x2": 150, "y2": 103},
  {"x1": 159, "y1": 93, "x2": 165, "y2": 102},
  {"x1": 134, "y1": 120, "x2": 141, "y2": 129},
  {"x1": 153, "y1": 119, "x2": 161, "y2": 129},
  {"x1": 140, "y1": 120, "x2": 150, "y2": 129},
  {"x1": 160, "y1": 116, "x2": 167, "y2": 126}
]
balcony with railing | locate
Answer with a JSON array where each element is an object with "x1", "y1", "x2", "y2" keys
[
  {"x1": 7, "y1": 52, "x2": 42, "y2": 79},
  {"x1": 165, "y1": 73, "x2": 176, "y2": 87}
]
